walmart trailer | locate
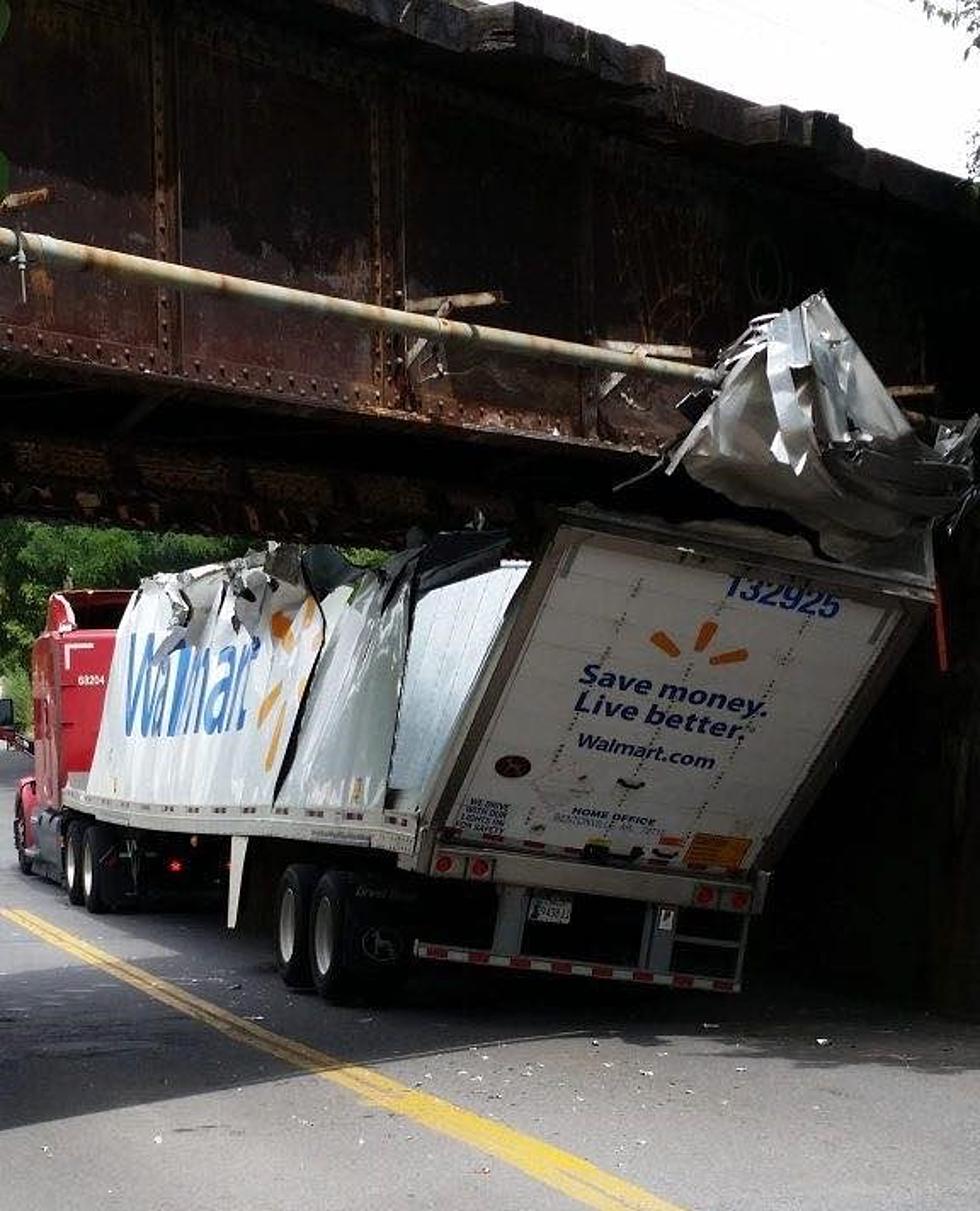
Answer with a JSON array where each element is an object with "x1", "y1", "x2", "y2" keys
[{"x1": 45, "y1": 509, "x2": 928, "y2": 997}]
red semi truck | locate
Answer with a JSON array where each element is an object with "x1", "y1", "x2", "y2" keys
[
  {"x1": 13, "y1": 587, "x2": 225, "y2": 898},
  {"x1": 14, "y1": 591, "x2": 125, "y2": 874}
]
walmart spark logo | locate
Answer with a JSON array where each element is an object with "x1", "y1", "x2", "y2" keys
[
  {"x1": 257, "y1": 595, "x2": 320, "y2": 771},
  {"x1": 649, "y1": 619, "x2": 748, "y2": 666}
]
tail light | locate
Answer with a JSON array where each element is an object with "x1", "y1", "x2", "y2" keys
[
  {"x1": 166, "y1": 858, "x2": 185, "y2": 875},
  {"x1": 466, "y1": 857, "x2": 494, "y2": 881},
  {"x1": 432, "y1": 851, "x2": 464, "y2": 877},
  {"x1": 693, "y1": 884, "x2": 718, "y2": 908},
  {"x1": 722, "y1": 888, "x2": 752, "y2": 913},
  {"x1": 431, "y1": 852, "x2": 494, "y2": 880}
]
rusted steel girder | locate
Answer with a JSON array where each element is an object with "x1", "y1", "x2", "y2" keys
[
  {"x1": 0, "y1": 414, "x2": 658, "y2": 546},
  {"x1": 1, "y1": 0, "x2": 976, "y2": 483}
]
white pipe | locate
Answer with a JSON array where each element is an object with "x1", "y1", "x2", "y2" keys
[{"x1": 0, "y1": 226, "x2": 720, "y2": 387}]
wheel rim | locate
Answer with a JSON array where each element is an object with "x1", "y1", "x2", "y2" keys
[
  {"x1": 82, "y1": 842, "x2": 93, "y2": 898},
  {"x1": 66, "y1": 839, "x2": 76, "y2": 888},
  {"x1": 279, "y1": 886, "x2": 296, "y2": 962},
  {"x1": 313, "y1": 895, "x2": 335, "y2": 977},
  {"x1": 14, "y1": 813, "x2": 25, "y2": 852}
]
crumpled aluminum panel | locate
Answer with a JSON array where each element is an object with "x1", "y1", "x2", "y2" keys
[{"x1": 668, "y1": 293, "x2": 977, "y2": 582}]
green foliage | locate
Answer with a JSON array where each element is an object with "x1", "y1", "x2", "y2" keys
[
  {"x1": 342, "y1": 546, "x2": 389, "y2": 570},
  {"x1": 0, "y1": 520, "x2": 245, "y2": 676},
  {"x1": 0, "y1": 520, "x2": 389, "y2": 733},
  {"x1": 0, "y1": 660, "x2": 30, "y2": 731}
]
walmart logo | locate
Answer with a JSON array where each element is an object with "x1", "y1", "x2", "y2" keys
[
  {"x1": 256, "y1": 596, "x2": 320, "y2": 771},
  {"x1": 649, "y1": 619, "x2": 748, "y2": 666}
]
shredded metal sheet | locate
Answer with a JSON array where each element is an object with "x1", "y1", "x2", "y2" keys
[{"x1": 668, "y1": 293, "x2": 976, "y2": 583}]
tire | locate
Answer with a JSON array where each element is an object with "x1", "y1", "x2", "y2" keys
[
  {"x1": 308, "y1": 871, "x2": 353, "y2": 1001},
  {"x1": 13, "y1": 799, "x2": 33, "y2": 876},
  {"x1": 309, "y1": 870, "x2": 411, "y2": 1002},
  {"x1": 274, "y1": 864, "x2": 319, "y2": 988},
  {"x1": 65, "y1": 819, "x2": 86, "y2": 904},
  {"x1": 81, "y1": 824, "x2": 116, "y2": 914},
  {"x1": 344, "y1": 878, "x2": 412, "y2": 994}
]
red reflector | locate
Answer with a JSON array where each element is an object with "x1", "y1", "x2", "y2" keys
[
  {"x1": 694, "y1": 885, "x2": 717, "y2": 907},
  {"x1": 468, "y1": 951, "x2": 490, "y2": 965},
  {"x1": 167, "y1": 858, "x2": 184, "y2": 874},
  {"x1": 510, "y1": 956, "x2": 531, "y2": 970},
  {"x1": 729, "y1": 891, "x2": 750, "y2": 911},
  {"x1": 632, "y1": 970, "x2": 654, "y2": 983},
  {"x1": 551, "y1": 961, "x2": 572, "y2": 975},
  {"x1": 468, "y1": 857, "x2": 492, "y2": 880},
  {"x1": 434, "y1": 853, "x2": 453, "y2": 874},
  {"x1": 673, "y1": 974, "x2": 694, "y2": 988},
  {"x1": 591, "y1": 965, "x2": 613, "y2": 979}
]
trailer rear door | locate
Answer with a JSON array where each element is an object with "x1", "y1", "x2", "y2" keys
[{"x1": 434, "y1": 520, "x2": 927, "y2": 876}]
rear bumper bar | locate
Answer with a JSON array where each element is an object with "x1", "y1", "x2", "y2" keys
[{"x1": 414, "y1": 941, "x2": 739, "y2": 993}]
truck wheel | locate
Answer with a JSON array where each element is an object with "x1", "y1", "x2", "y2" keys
[
  {"x1": 308, "y1": 871, "x2": 352, "y2": 1001},
  {"x1": 81, "y1": 824, "x2": 115, "y2": 914},
  {"x1": 13, "y1": 800, "x2": 33, "y2": 876},
  {"x1": 309, "y1": 871, "x2": 410, "y2": 1002},
  {"x1": 65, "y1": 820, "x2": 86, "y2": 904},
  {"x1": 275, "y1": 864, "x2": 319, "y2": 988},
  {"x1": 344, "y1": 878, "x2": 412, "y2": 994}
]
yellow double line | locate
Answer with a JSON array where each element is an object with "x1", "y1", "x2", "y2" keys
[{"x1": 1, "y1": 907, "x2": 688, "y2": 1211}]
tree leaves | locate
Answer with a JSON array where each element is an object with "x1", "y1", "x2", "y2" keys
[
  {"x1": 913, "y1": 1, "x2": 980, "y2": 176},
  {"x1": 915, "y1": 1, "x2": 980, "y2": 54},
  {"x1": 0, "y1": 520, "x2": 245, "y2": 671}
]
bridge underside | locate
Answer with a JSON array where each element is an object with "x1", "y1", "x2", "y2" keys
[
  {"x1": 0, "y1": 354, "x2": 670, "y2": 545},
  {"x1": 0, "y1": 0, "x2": 977, "y2": 543}
]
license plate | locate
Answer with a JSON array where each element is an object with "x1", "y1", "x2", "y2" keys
[{"x1": 528, "y1": 894, "x2": 573, "y2": 926}]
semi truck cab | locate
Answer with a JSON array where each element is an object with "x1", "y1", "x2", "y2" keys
[{"x1": 15, "y1": 589, "x2": 130, "y2": 877}]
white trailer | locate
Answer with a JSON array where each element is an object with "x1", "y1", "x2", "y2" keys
[{"x1": 61, "y1": 509, "x2": 929, "y2": 997}]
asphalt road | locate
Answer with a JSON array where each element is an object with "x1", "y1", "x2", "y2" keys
[{"x1": 2, "y1": 750, "x2": 979, "y2": 1211}]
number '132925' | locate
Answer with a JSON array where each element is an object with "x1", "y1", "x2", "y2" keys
[{"x1": 726, "y1": 577, "x2": 840, "y2": 619}]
